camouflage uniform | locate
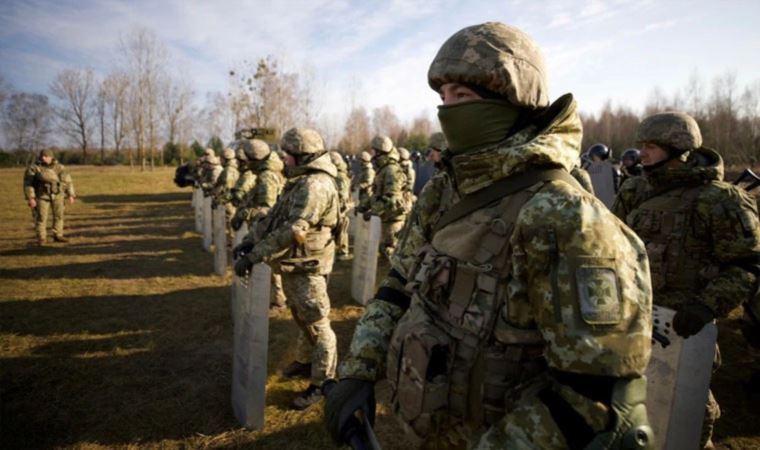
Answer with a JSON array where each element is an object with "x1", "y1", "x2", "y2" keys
[
  {"x1": 200, "y1": 155, "x2": 223, "y2": 197},
  {"x1": 355, "y1": 151, "x2": 375, "y2": 209},
  {"x1": 367, "y1": 136, "x2": 408, "y2": 260},
  {"x1": 230, "y1": 148, "x2": 256, "y2": 210},
  {"x1": 240, "y1": 129, "x2": 340, "y2": 396},
  {"x1": 330, "y1": 151, "x2": 352, "y2": 259},
  {"x1": 23, "y1": 151, "x2": 76, "y2": 242},
  {"x1": 213, "y1": 148, "x2": 240, "y2": 235},
  {"x1": 331, "y1": 22, "x2": 653, "y2": 450},
  {"x1": 614, "y1": 112, "x2": 760, "y2": 448}
]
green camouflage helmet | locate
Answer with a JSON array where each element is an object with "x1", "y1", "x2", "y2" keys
[
  {"x1": 204, "y1": 148, "x2": 215, "y2": 158},
  {"x1": 329, "y1": 151, "x2": 347, "y2": 170},
  {"x1": 40, "y1": 149, "x2": 54, "y2": 158},
  {"x1": 398, "y1": 147, "x2": 410, "y2": 160},
  {"x1": 636, "y1": 111, "x2": 703, "y2": 153},
  {"x1": 235, "y1": 147, "x2": 248, "y2": 162},
  {"x1": 429, "y1": 132, "x2": 447, "y2": 151},
  {"x1": 428, "y1": 22, "x2": 549, "y2": 109},
  {"x1": 371, "y1": 135, "x2": 393, "y2": 154},
  {"x1": 280, "y1": 128, "x2": 325, "y2": 155},
  {"x1": 222, "y1": 148, "x2": 235, "y2": 160},
  {"x1": 361, "y1": 151, "x2": 372, "y2": 162},
  {"x1": 240, "y1": 138, "x2": 271, "y2": 160}
]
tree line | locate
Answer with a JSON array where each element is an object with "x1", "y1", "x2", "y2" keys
[{"x1": 2, "y1": 25, "x2": 759, "y2": 168}]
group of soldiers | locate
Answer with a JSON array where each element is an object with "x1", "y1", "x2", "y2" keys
[{"x1": 180, "y1": 22, "x2": 760, "y2": 450}]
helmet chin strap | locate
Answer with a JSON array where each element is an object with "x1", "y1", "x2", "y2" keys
[{"x1": 643, "y1": 147, "x2": 688, "y2": 173}]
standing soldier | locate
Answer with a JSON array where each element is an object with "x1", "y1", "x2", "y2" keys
[
  {"x1": 620, "y1": 148, "x2": 643, "y2": 185},
  {"x1": 365, "y1": 135, "x2": 408, "y2": 260},
  {"x1": 234, "y1": 128, "x2": 340, "y2": 410},
  {"x1": 330, "y1": 151, "x2": 352, "y2": 260},
  {"x1": 353, "y1": 151, "x2": 375, "y2": 210},
  {"x1": 414, "y1": 132, "x2": 446, "y2": 195},
  {"x1": 200, "y1": 150, "x2": 222, "y2": 197},
  {"x1": 230, "y1": 147, "x2": 256, "y2": 216},
  {"x1": 325, "y1": 22, "x2": 654, "y2": 450},
  {"x1": 23, "y1": 149, "x2": 76, "y2": 245},
  {"x1": 235, "y1": 138, "x2": 287, "y2": 309},
  {"x1": 213, "y1": 148, "x2": 240, "y2": 236},
  {"x1": 398, "y1": 147, "x2": 417, "y2": 210},
  {"x1": 614, "y1": 112, "x2": 760, "y2": 449}
]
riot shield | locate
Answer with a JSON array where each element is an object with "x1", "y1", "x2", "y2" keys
[
  {"x1": 587, "y1": 160, "x2": 617, "y2": 208},
  {"x1": 231, "y1": 263, "x2": 272, "y2": 430},
  {"x1": 194, "y1": 188, "x2": 203, "y2": 233},
  {"x1": 348, "y1": 191, "x2": 359, "y2": 238},
  {"x1": 645, "y1": 305, "x2": 717, "y2": 450},
  {"x1": 234, "y1": 223, "x2": 249, "y2": 247},
  {"x1": 351, "y1": 215, "x2": 381, "y2": 305},
  {"x1": 213, "y1": 206, "x2": 227, "y2": 275},
  {"x1": 202, "y1": 196, "x2": 213, "y2": 252}
]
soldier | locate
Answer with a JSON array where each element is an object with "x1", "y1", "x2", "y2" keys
[
  {"x1": 414, "y1": 132, "x2": 446, "y2": 195},
  {"x1": 23, "y1": 149, "x2": 76, "y2": 245},
  {"x1": 230, "y1": 147, "x2": 256, "y2": 214},
  {"x1": 585, "y1": 143, "x2": 620, "y2": 208},
  {"x1": 620, "y1": 148, "x2": 643, "y2": 182},
  {"x1": 234, "y1": 128, "x2": 340, "y2": 410},
  {"x1": 353, "y1": 151, "x2": 374, "y2": 210},
  {"x1": 325, "y1": 22, "x2": 654, "y2": 450},
  {"x1": 364, "y1": 135, "x2": 408, "y2": 260},
  {"x1": 330, "y1": 151, "x2": 352, "y2": 260},
  {"x1": 212, "y1": 148, "x2": 240, "y2": 238},
  {"x1": 235, "y1": 138, "x2": 287, "y2": 309},
  {"x1": 614, "y1": 111, "x2": 760, "y2": 449},
  {"x1": 200, "y1": 150, "x2": 222, "y2": 197},
  {"x1": 398, "y1": 147, "x2": 416, "y2": 196}
]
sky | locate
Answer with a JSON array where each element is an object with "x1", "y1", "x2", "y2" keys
[{"x1": 2, "y1": 0, "x2": 760, "y2": 136}]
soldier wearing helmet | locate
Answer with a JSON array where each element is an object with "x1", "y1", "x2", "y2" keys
[
  {"x1": 352, "y1": 151, "x2": 375, "y2": 210},
  {"x1": 211, "y1": 148, "x2": 240, "y2": 238},
  {"x1": 199, "y1": 151, "x2": 222, "y2": 197},
  {"x1": 620, "y1": 148, "x2": 643, "y2": 184},
  {"x1": 23, "y1": 149, "x2": 76, "y2": 245},
  {"x1": 326, "y1": 22, "x2": 654, "y2": 449},
  {"x1": 229, "y1": 143, "x2": 256, "y2": 210},
  {"x1": 362, "y1": 135, "x2": 408, "y2": 260},
  {"x1": 330, "y1": 151, "x2": 352, "y2": 260},
  {"x1": 234, "y1": 128, "x2": 340, "y2": 410},
  {"x1": 614, "y1": 111, "x2": 760, "y2": 449},
  {"x1": 585, "y1": 143, "x2": 620, "y2": 207}
]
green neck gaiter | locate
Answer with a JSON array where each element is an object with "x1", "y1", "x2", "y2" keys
[{"x1": 437, "y1": 99, "x2": 522, "y2": 155}]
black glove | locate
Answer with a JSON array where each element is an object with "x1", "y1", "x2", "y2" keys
[
  {"x1": 234, "y1": 255, "x2": 253, "y2": 277},
  {"x1": 230, "y1": 212, "x2": 244, "y2": 231},
  {"x1": 324, "y1": 378, "x2": 376, "y2": 446},
  {"x1": 233, "y1": 241, "x2": 254, "y2": 259},
  {"x1": 362, "y1": 211, "x2": 371, "y2": 221},
  {"x1": 672, "y1": 303, "x2": 714, "y2": 338}
]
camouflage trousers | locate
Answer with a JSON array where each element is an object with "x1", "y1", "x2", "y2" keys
[
  {"x1": 271, "y1": 272, "x2": 287, "y2": 308},
  {"x1": 336, "y1": 215, "x2": 350, "y2": 257},
  {"x1": 380, "y1": 218, "x2": 405, "y2": 261},
  {"x1": 33, "y1": 196, "x2": 65, "y2": 241},
  {"x1": 701, "y1": 344, "x2": 722, "y2": 448},
  {"x1": 281, "y1": 272, "x2": 337, "y2": 386}
]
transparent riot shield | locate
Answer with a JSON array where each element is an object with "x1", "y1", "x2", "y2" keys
[
  {"x1": 348, "y1": 191, "x2": 359, "y2": 238},
  {"x1": 587, "y1": 160, "x2": 617, "y2": 209},
  {"x1": 231, "y1": 263, "x2": 271, "y2": 430},
  {"x1": 194, "y1": 188, "x2": 203, "y2": 233},
  {"x1": 645, "y1": 305, "x2": 718, "y2": 450},
  {"x1": 202, "y1": 196, "x2": 213, "y2": 252},
  {"x1": 351, "y1": 215, "x2": 381, "y2": 305},
  {"x1": 213, "y1": 206, "x2": 227, "y2": 275},
  {"x1": 234, "y1": 223, "x2": 249, "y2": 248}
]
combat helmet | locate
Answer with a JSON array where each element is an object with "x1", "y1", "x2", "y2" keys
[
  {"x1": 240, "y1": 138, "x2": 271, "y2": 161},
  {"x1": 587, "y1": 143, "x2": 611, "y2": 161},
  {"x1": 222, "y1": 148, "x2": 236, "y2": 160},
  {"x1": 398, "y1": 147, "x2": 410, "y2": 161},
  {"x1": 429, "y1": 132, "x2": 448, "y2": 151},
  {"x1": 621, "y1": 148, "x2": 641, "y2": 165},
  {"x1": 280, "y1": 128, "x2": 325, "y2": 155},
  {"x1": 360, "y1": 151, "x2": 372, "y2": 162},
  {"x1": 428, "y1": 22, "x2": 549, "y2": 109},
  {"x1": 329, "y1": 151, "x2": 347, "y2": 170},
  {"x1": 635, "y1": 111, "x2": 702, "y2": 154},
  {"x1": 370, "y1": 135, "x2": 394, "y2": 154}
]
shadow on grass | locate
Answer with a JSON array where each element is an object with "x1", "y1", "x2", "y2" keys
[{"x1": 79, "y1": 192, "x2": 191, "y2": 204}]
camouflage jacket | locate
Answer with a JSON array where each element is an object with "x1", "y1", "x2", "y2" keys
[
  {"x1": 368, "y1": 152, "x2": 407, "y2": 221},
  {"x1": 231, "y1": 169, "x2": 257, "y2": 206},
  {"x1": 335, "y1": 167, "x2": 352, "y2": 212},
  {"x1": 213, "y1": 159, "x2": 240, "y2": 203},
  {"x1": 400, "y1": 159, "x2": 416, "y2": 193},
  {"x1": 616, "y1": 148, "x2": 760, "y2": 317},
  {"x1": 355, "y1": 161, "x2": 375, "y2": 208},
  {"x1": 242, "y1": 152, "x2": 285, "y2": 225},
  {"x1": 247, "y1": 153, "x2": 340, "y2": 275},
  {"x1": 340, "y1": 94, "x2": 652, "y2": 384},
  {"x1": 23, "y1": 159, "x2": 75, "y2": 200},
  {"x1": 200, "y1": 164, "x2": 222, "y2": 195}
]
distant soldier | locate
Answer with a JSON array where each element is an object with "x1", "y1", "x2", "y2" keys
[
  {"x1": 353, "y1": 151, "x2": 374, "y2": 209},
  {"x1": 235, "y1": 138, "x2": 287, "y2": 309},
  {"x1": 230, "y1": 147, "x2": 256, "y2": 213},
  {"x1": 620, "y1": 148, "x2": 643, "y2": 185},
  {"x1": 200, "y1": 150, "x2": 222, "y2": 197},
  {"x1": 23, "y1": 149, "x2": 76, "y2": 245},
  {"x1": 617, "y1": 111, "x2": 760, "y2": 449},
  {"x1": 234, "y1": 128, "x2": 340, "y2": 410},
  {"x1": 330, "y1": 151, "x2": 352, "y2": 260},
  {"x1": 413, "y1": 132, "x2": 446, "y2": 195},
  {"x1": 213, "y1": 148, "x2": 240, "y2": 235},
  {"x1": 585, "y1": 143, "x2": 620, "y2": 208},
  {"x1": 365, "y1": 135, "x2": 408, "y2": 260}
]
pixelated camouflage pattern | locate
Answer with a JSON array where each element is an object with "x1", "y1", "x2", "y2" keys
[
  {"x1": 636, "y1": 111, "x2": 703, "y2": 152},
  {"x1": 368, "y1": 151, "x2": 407, "y2": 221},
  {"x1": 400, "y1": 158, "x2": 416, "y2": 193},
  {"x1": 331, "y1": 152, "x2": 352, "y2": 256},
  {"x1": 200, "y1": 160, "x2": 222, "y2": 195},
  {"x1": 23, "y1": 158, "x2": 75, "y2": 200},
  {"x1": 371, "y1": 135, "x2": 394, "y2": 153},
  {"x1": 360, "y1": 151, "x2": 372, "y2": 162},
  {"x1": 611, "y1": 176, "x2": 648, "y2": 221},
  {"x1": 245, "y1": 152, "x2": 339, "y2": 276},
  {"x1": 428, "y1": 22, "x2": 549, "y2": 109},
  {"x1": 281, "y1": 272, "x2": 337, "y2": 385},
  {"x1": 429, "y1": 132, "x2": 448, "y2": 151},
  {"x1": 241, "y1": 138, "x2": 271, "y2": 161},
  {"x1": 222, "y1": 148, "x2": 235, "y2": 160},
  {"x1": 340, "y1": 94, "x2": 652, "y2": 383},
  {"x1": 355, "y1": 160, "x2": 375, "y2": 208},
  {"x1": 238, "y1": 151, "x2": 285, "y2": 226},
  {"x1": 280, "y1": 127, "x2": 325, "y2": 155},
  {"x1": 230, "y1": 169, "x2": 257, "y2": 206},
  {"x1": 620, "y1": 147, "x2": 760, "y2": 318},
  {"x1": 212, "y1": 157, "x2": 239, "y2": 202},
  {"x1": 570, "y1": 165, "x2": 594, "y2": 194}
]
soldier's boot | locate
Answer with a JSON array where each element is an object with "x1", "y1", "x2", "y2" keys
[
  {"x1": 53, "y1": 235, "x2": 69, "y2": 243},
  {"x1": 282, "y1": 361, "x2": 312, "y2": 379},
  {"x1": 291, "y1": 384, "x2": 323, "y2": 410}
]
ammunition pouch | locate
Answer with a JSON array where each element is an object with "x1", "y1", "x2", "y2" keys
[{"x1": 280, "y1": 226, "x2": 334, "y2": 274}]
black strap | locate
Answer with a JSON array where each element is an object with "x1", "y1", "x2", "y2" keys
[
  {"x1": 433, "y1": 168, "x2": 582, "y2": 233},
  {"x1": 538, "y1": 387, "x2": 596, "y2": 450}
]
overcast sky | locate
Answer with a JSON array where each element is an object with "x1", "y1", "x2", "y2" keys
[{"x1": 2, "y1": 0, "x2": 760, "y2": 130}]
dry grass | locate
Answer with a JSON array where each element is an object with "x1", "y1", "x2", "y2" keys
[{"x1": 0, "y1": 166, "x2": 758, "y2": 449}]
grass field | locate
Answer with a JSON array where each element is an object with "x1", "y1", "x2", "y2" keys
[{"x1": 1, "y1": 166, "x2": 759, "y2": 449}]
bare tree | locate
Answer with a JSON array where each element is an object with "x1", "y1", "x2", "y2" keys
[
  {"x1": 160, "y1": 75, "x2": 193, "y2": 163},
  {"x1": 95, "y1": 81, "x2": 107, "y2": 162},
  {"x1": 50, "y1": 67, "x2": 95, "y2": 163},
  {"x1": 372, "y1": 105, "x2": 402, "y2": 142},
  {"x1": 1, "y1": 92, "x2": 53, "y2": 159},
  {"x1": 339, "y1": 107, "x2": 370, "y2": 155},
  {"x1": 101, "y1": 70, "x2": 130, "y2": 160},
  {"x1": 0, "y1": 75, "x2": 10, "y2": 107}
]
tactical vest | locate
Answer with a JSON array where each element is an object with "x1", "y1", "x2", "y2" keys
[
  {"x1": 626, "y1": 185, "x2": 714, "y2": 307},
  {"x1": 34, "y1": 165, "x2": 63, "y2": 198},
  {"x1": 372, "y1": 161, "x2": 407, "y2": 220},
  {"x1": 386, "y1": 175, "x2": 555, "y2": 438}
]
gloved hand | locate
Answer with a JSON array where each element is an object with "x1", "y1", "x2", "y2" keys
[
  {"x1": 233, "y1": 240, "x2": 254, "y2": 259},
  {"x1": 230, "y1": 211, "x2": 245, "y2": 231},
  {"x1": 362, "y1": 211, "x2": 372, "y2": 221},
  {"x1": 672, "y1": 303, "x2": 714, "y2": 338},
  {"x1": 234, "y1": 255, "x2": 253, "y2": 277},
  {"x1": 324, "y1": 378, "x2": 375, "y2": 446}
]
